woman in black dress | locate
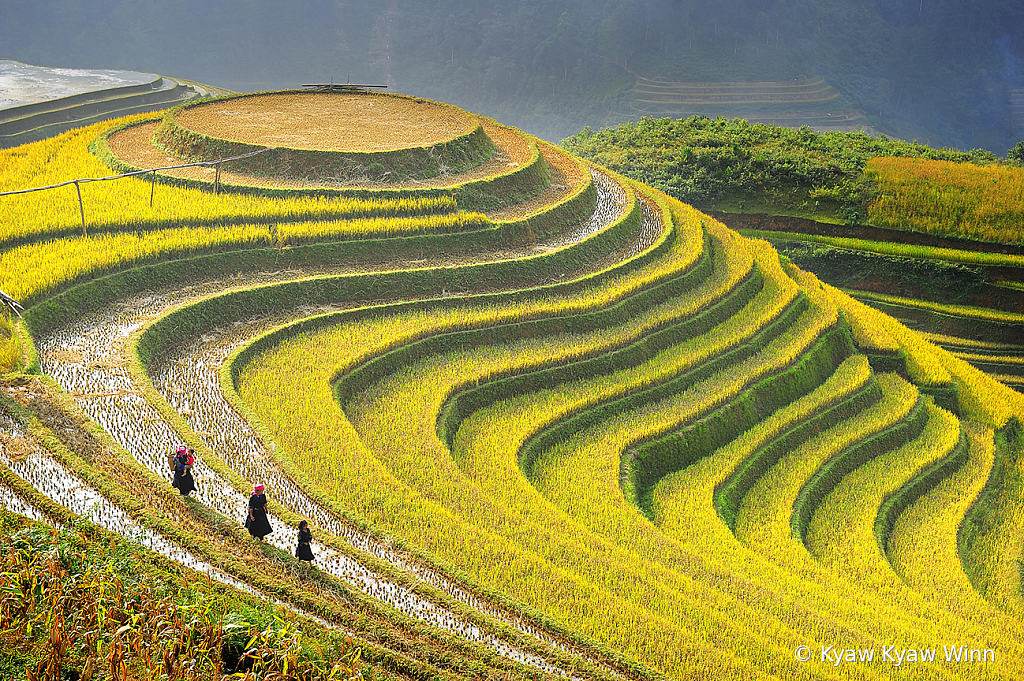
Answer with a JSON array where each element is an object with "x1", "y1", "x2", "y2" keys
[
  {"x1": 245, "y1": 484, "x2": 272, "y2": 541},
  {"x1": 171, "y1": 447, "x2": 196, "y2": 497},
  {"x1": 296, "y1": 520, "x2": 314, "y2": 564}
]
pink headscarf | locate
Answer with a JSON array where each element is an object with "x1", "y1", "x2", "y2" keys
[{"x1": 254, "y1": 484, "x2": 265, "y2": 493}]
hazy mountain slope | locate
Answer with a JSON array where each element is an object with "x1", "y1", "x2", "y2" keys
[{"x1": 2, "y1": 0, "x2": 1023, "y2": 149}]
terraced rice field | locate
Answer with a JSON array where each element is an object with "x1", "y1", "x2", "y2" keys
[
  {"x1": 735, "y1": 220, "x2": 1024, "y2": 393},
  {"x1": 628, "y1": 76, "x2": 869, "y2": 132},
  {"x1": 1, "y1": 91, "x2": 1023, "y2": 679}
]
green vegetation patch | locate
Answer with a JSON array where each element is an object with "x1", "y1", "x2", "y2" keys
[{"x1": 563, "y1": 116, "x2": 998, "y2": 225}]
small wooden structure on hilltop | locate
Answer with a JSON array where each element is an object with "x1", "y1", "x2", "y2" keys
[{"x1": 301, "y1": 82, "x2": 388, "y2": 93}]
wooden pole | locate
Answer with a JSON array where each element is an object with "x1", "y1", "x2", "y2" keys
[
  {"x1": 214, "y1": 162, "x2": 222, "y2": 195},
  {"x1": 74, "y1": 181, "x2": 86, "y2": 236},
  {"x1": 150, "y1": 170, "x2": 156, "y2": 207}
]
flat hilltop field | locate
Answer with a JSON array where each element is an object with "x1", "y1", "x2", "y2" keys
[
  {"x1": 0, "y1": 92, "x2": 1022, "y2": 680},
  {"x1": 174, "y1": 92, "x2": 479, "y2": 151}
]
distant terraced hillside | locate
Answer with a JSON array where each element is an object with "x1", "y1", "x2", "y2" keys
[
  {"x1": 630, "y1": 75, "x2": 871, "y2": 132},
  {"x1": 1, "y1": 91, "x2": 1023, "y2": 679},
  {"x1": 0, "y1": 60, "x2": 231, "y2": 149},
  {"x1": 1010, "y1": 88, "x2": 1024, "y2": 132}
]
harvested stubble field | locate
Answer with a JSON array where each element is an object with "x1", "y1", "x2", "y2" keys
[
  {"x1": 174, "y1": 92, "x2": 478, "y2": 152},
  {"x1": 2, "y1": 90, "x2": 1024, "y2": 681},
  {"x1": 106, "y1": 114, "x2": 539, "y2": 192}
]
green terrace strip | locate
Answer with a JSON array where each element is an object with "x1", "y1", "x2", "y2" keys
[
  {"x1": 920, "y1": 332, "x2": 1024, "y2": 355},
  {"x1": 802, "y1": 400, "x2": 1024, "y2": 656},
  {"x1": 345, "y1": 258, "x2": 826, "y2": 674},
  {"x1": 0, "y1": 188, "x2": 458, "y2": 250},
  {"x1": 849, "y1": 289, "x2": 1024, "y2": 326},
  {"x1": 161, "y1": 176, "x2": 646, "y2": 375},
  {"x1": 436, "y1": 231, "x2": 751, "y2": 455},
  {"x1": 886, "y1": 425, "x2": 1011, "y2": 616},
  {"x1": 0, "y1": 386, "x2": 494, "y2": 681},
  {"x1": 959, "y1": 427, "x2": 1024, "y2": 615},
  {"x1": 950, "y1": 353, "x2": 1024, "y2": 376},
  {"x1": 20, "y1": 166, "x2": 621, "y2": 347},
  {"x1": 1, "y1": 212, "x2": 492, "y2": 306},
  {"x1": 627, "y1": 324, "x2": 855, "y2": 518},
  {"x1": 874, "y1": 427, "x2": 969, "y2": 555},
  {"x1": 790, "y1": 395, "x2": 929, "y2": 543},
  {"x1": 738, "y1": 229, "x2": 1024, "y2": 269}
]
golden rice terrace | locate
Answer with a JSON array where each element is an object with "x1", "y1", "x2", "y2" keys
[{"x1": 0, "y1": 90, "x2": 1021, "y2": 680}]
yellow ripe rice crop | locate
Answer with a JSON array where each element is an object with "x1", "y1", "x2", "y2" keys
[
  {"x1": 805, "y1": 399, "x2": 959, "y2": 586},
  {"x1": 252, "y1": 189, "x2": 713, "y2": 391},
  {"x1": 823, "y1": 283, "x2": 951, "y2": 386},
  {"x1": 0, "y1": 225, "x2": 266, "y2": 303},
  {"x1": 651, "y1": 354, "x2": 872, "y2": 531},
  {"x1": 739, "y1": 228, "x2": 1024, "y2": 269},
  {"x1": 953, "y1": 429, "x2": 1024, "y2": 616},
  {"x1": 735, "y1": 373, "x2": 918, "y2": 566},
  {"x1": 0, "y1": 314, "x2": 20, "y2": 373},
  {"x1": 866, "y1": 156, "x2": 1024, "y2": 245},
  {"x1": 338, "y1": 244, "x2": 827, "y2": 676},
  {"x1": 849, "y1": 290, "x2": 1024, "y2": 326},
  {"x1": 0, "y1": 119, "x2": 457, "y2": 247},
  {"x1": 887, "y1": 423, "x2": 1005, "y2": 617},
  {"x1": 0, "y1": 213, "x2": 487, "y2": 305},
  {"x1": 241, "y1": 203, "x2": 817, "y2": 677},
  {"x1": 650, "y1": 353, "x2": 1024, "y2": 680},
  {"x1": 937, "y1": 350, "x2": 1024, "y2": 429}
]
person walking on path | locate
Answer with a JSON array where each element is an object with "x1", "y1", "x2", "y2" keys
[
  {"x1": 245, "y1": 483, "x2": 272, "y2": 541},
  {"x1": 296, "y1": 520, "x2": 314, "y2": 565},
  {"x1": 171, "y1": 446, "x2": 196, "y2": 497}
]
